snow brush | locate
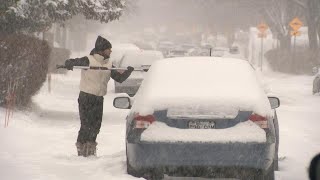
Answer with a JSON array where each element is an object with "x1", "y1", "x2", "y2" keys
[{"x1": 56, "y1": 65, "x2": 149, "y2": 72}]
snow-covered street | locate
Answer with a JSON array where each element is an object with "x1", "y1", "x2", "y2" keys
[
  {"x1": 0, "y1": 69, "x2": 320, "y2": 180},
  {"x1": 2, "y1": 0, "x2": 320, "y2": 179}
]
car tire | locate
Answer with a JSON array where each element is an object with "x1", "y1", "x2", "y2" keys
[
  {"x1": 127, "y1": 157, "x2": 163, "y2": 180},
  {"x1": 263, "y1": 163, "x2": 275, "y2": 180},
  {"x1": 313, "y1": 77, "x2": 320, "y2": 95},
  {"x1": 143, "y1": 169, "x2": 164, "y2": 180},
  {"x1": 126, "y1": 156, "x2": 143, "y2": 177},
  {"x1": 126, "y1": 145, "x2": 143, "y2": 178},
  {"x1": 126, "y1": 144, "x2": 163, "y2": 179},
  {"x1": 254, "y1": 163, "x2": 274, "y2": 180},
  {"x1": 273, "y1": 112, "x2": 279, "y2": 171}
]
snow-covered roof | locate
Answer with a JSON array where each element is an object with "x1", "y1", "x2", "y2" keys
[
  {"x1": 112, "y1": 43, "x2": 140, "y2": 50},
  {"x1": 110, "y1": 43, "x2": 141, "y2": 63},
  {"x1": 132, "y1": 57, "x2": 272, "y2": 118},
  {"x1": 119, "y1": 50, "x2": 164, "y2": 67}
]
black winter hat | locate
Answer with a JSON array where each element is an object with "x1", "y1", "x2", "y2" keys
[{"x1": 95, "y1": 36, "x2": 112, "y2": 51}]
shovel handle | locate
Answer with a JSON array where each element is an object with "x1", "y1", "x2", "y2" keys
[
  {"x1": 56, "y1": 65, "x2": 149, "y2": 72},
  {"x1": 56, "y1": 65, "x2": 66, "y2": 69}
]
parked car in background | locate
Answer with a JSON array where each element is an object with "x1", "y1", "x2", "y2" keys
[
  {"x1": 210, "y1": 47, "x2": 227, "y2": 57},
  {"x1": 209, "y1": 46, "x2": 245, "y2": 60},
  {"x1": 180, "y1": 43, "x2": 197, "y2": 51},
  {"x1": 187, "y1": 47, "x2": 210, "y2": 56},
  {"x1": 229, "y1": 46, "x2": 240, "y2": 54},
  {"x1": 114, "y1": 50, "x2": 164, "y2": 96},
  {"x1": 133, "y1": 41, "x2": 155, "y2": 50},
  {"x1": 312, "y1": 67, "x2": 320, "y2": 95},
  {"x1": 157, "y1": 41, "x2": 175, "y2": 57},
  {"x1": 166, "y1": 49, "x2": 188, "y2": 58},
  {"x1": 114, "y1": 57, "x2": 280, "y2": 179},
  {"x1": 111, "y1": 43, "x2": 140, "y2": 67},
  {"x1": 309, "y1": 153, "x2": 320, "y2": 180}
]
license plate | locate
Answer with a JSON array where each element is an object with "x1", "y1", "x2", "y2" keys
[{"x1": 188, "y1": 121, "x2": 215, "y2": 129}]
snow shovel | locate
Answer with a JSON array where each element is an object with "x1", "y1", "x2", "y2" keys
[{"x1": 56, "y1": 65, "x2": 149, "y2": 72}]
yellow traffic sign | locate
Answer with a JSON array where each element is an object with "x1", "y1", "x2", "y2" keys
[
  {"x1": 257, "y1": 23, "x2": 269, "y2": 33},
  {"x1": 258, "y1": 33, "x2": 267, "y2": 38},
  {"x1": 290, "y1": 18, "x2": 303, "y2": 31},
  {"x1": 291, "y1": 31, "x2": 301, "y2": 36}
]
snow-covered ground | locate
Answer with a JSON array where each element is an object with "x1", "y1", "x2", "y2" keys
[{"x1": 1, "y1": 60, "x2": 320, "y2": 180}]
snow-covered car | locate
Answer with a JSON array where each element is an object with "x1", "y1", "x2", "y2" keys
[
  {"x1": 210, "y1": 46, "x2": 245, "y2": 59},
  {"x1": 313, "y1": 67, "x2": 320, "y2": 95},
  {"x1": 114, "y1": 50, "x2": 164, "y2": 96},
  {"x1": 180, "y1": 43, "x2": 197, "y2": 51},
  {"x1": 187, "y1": 47, "x2": 210, "y2": 56},
  {"x1": 229, "y1": 46, "x2": 240, "y2": 54},
  {"x1": 110, "y1": 43, "x2": 140, "y2": 67},
  {"x1": 113, "y1": 57, "x2": 280, "y2": 179},
  {"x1": 210, "y1": 47, "x2": 226, "y2": 57},
  {"x1": 157, "y1": 41, "x2": 175, "y2": 56},
  {"x1": 166, "y1": 49, "x2": 188, "y2": 58}
]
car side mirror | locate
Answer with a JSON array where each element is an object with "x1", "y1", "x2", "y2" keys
[
  {"x1": 309, "y1": 153, "x2": 320, "y2": 180},
  {"x1": 113, "y1": 97, "x2": 131, "y2": 109},
  {"x1": 268, "y1": 97, "x2": 280, "y2": 109}
]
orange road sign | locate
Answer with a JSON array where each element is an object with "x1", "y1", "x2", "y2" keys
[
  {"x1": 290, "y1": 18, "x2": 303, "y2": 31},
  {"x1": 257, "y1": 23, "x2": 269, "y2": 33},
  {"x1": 258, "y1": 33, "x2": 267, "y2": 38},
  {"x1": 291, "y1": 30, "x2": 301, "y2": 36}
]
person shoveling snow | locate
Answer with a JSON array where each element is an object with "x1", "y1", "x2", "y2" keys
[{"x1": 62, "y1": 36, "x2": 134, "y2": 157}]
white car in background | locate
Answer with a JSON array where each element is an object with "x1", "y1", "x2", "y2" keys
[
  {"x1": 157, "y1": 41, "x2": 175, "y2": 57},
  {"x1": 114, "y1": 50, "x2": 164, "y2": 96},
  {"x1": 166, "y1": 49, "x2": 188, "y2": 58},
  {"x1": 111, "y1": 43, "x2": 140, "y2": 67},
  {"x1": 312, "y1": 67, "x2": 320, "y2": 95}
]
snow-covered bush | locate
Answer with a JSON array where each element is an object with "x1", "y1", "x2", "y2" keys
[
  {"x1": 265, "y1": 48, "x2": 319, "y2": 75},
  {"x1": 0, "y1": 0, "x2": 126, "y2": 33},
  {"x1": 0, "y1": 34, "x2": 50, "y2": 107}
]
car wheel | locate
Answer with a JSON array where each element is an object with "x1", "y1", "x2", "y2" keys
[
  {"x1": 143, "y1": 169, "x2": 164, "y2": 180},
  {"x1": 126, "y1": 145, "x2": 143, "y2": 177},
  {"x1": 126, "y1": 157, "x2": 141, "y2": 177},
  {"x1": 313, "y1": 77, "x2": 320, "y2": 94},
  {"x1": 273, "y1": 112, "x2": 279, "y2": 171},
  {"x1": 254, "y1": 163, "x2": 275, "y2": 180},
  {"x1": 263, "y1": 163, "x2": 275, "y2": 180}
]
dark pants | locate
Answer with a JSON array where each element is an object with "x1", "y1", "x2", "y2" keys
[{"x1": 77, "y1": 91, "x2": 104, "y2": 144}]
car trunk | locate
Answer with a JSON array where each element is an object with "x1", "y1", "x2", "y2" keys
[
  {"x1": 153, "y1": 110, "x2": 252, "y2": 129},
  {"x1": 139, "y1": 110, "x2": 267, "y2": 143}
]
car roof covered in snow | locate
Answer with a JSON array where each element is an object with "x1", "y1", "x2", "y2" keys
[
  {"x1": 132, "y1": 57, "x2": 272, "y2": 118},
  {"x1": 119, "y1": 50, "x2": 164, "y2": 67},
  {"x1": 110, "y1": 43, "x2": 141, "y2": 64}
]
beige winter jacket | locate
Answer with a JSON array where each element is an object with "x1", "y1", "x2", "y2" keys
[{"x1": 79, "y1": 54, "x2": 112, "y2": 96}]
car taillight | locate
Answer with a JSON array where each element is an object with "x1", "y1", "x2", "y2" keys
[
  {"x1": 249, "y1": 113, "x2": 268, "y2": 129},
  {"x1": 133, "y1": 114, "x2": 155, "y2": 129}
]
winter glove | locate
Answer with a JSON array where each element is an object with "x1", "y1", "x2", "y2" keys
[
  {"x1": 127, "y1": 66, "x2": 134, "y2": 72},
  {"x1": 64, "y1": 59, "x2": 73, "y2": 70}
]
